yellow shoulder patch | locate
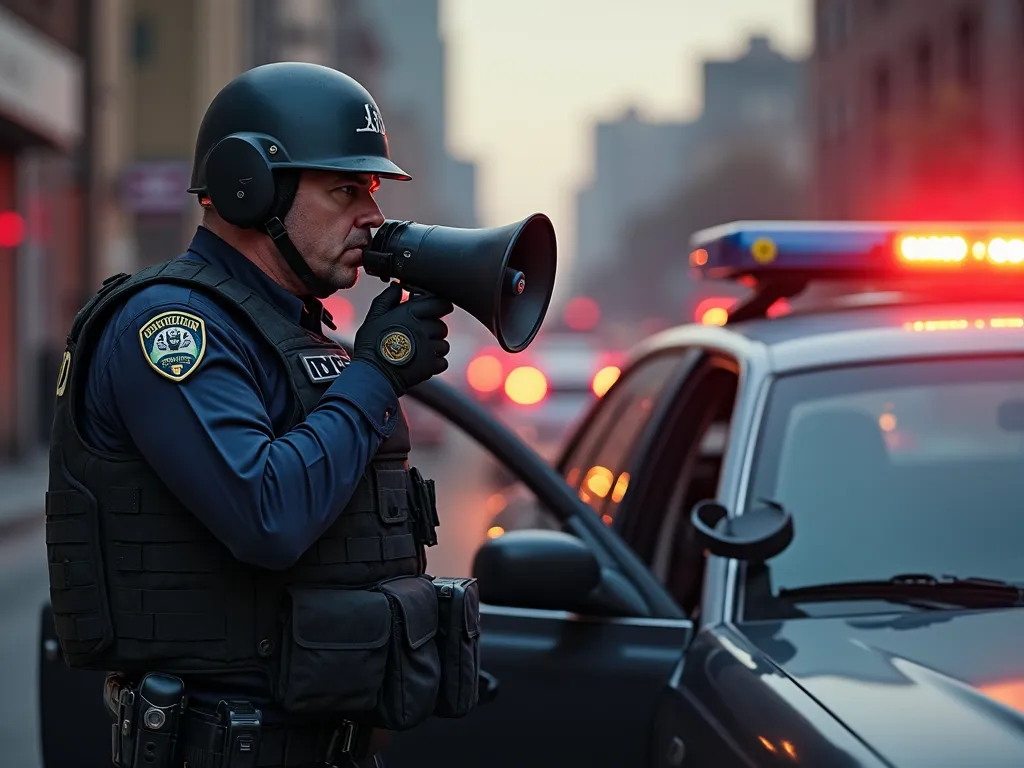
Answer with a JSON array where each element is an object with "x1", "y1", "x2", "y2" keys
[{"x1": 138, "y1": 310, "x2": 207, "y2": 382}]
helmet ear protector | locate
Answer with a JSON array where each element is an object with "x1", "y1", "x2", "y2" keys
[{"x1": 202, "y1": 133, "x2": 284, "y2": 229}]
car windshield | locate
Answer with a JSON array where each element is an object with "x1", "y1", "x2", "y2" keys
[{"x1": 743, "y1": 356, "x2": 1024, "y2": 615}]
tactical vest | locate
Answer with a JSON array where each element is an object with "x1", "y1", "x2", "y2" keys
[{"x1": 46, "y1": 258, "x2": 439, "y2": 680}]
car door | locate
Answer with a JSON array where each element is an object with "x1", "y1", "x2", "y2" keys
[
  {"x1": 38, "y1": 372, "x2": 693, "y2": 768},
  {"x1": 382, "y1": 373, "x2": 694, "y2": 768}
]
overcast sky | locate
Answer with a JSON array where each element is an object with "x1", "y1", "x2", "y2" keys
[{"x1": 440, "y1": 0, "x2": 812, "y2": 264}]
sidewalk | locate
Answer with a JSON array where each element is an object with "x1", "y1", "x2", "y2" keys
[{"x1": 0, "y1": 450, "x2": 48, "y2": 537}]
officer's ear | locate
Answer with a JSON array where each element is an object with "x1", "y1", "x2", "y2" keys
[{"x1": 199, "y1": 196, "x2": 217, "y2": 225}]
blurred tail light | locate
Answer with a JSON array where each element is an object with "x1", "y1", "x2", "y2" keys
[
  {"x1": 466, "y1": 353, "x2": 504, "y2": 393},
  {"x1": 504, "y1": 366, "x2": 547, "y2": 405},
  {"x1": 694, "y1": 296, "x2": 789, "y2": 325},
  {"x1": 694, "y1": 297, "x2": 734, "y2": 326},
  {"x1": 591, "y1": 365, "x2": 620, "y2": 397}
]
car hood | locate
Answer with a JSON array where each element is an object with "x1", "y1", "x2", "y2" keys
[{"x1": 742, "y1": 608, "x2": 1024, "y2": 766}]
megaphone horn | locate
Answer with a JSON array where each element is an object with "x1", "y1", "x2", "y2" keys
[{"x1": 362, "y1": 214, "x2": 558, "y2": 353}]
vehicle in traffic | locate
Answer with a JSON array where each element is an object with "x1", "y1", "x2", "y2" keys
[
  {"x1": 463, "y1": 331, "x2": 624, "y2": 489},
  {"x1": 39, "y1": 220, "x2": 1024, "y2": 767}
]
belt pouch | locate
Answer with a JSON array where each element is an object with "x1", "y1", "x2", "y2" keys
[
  {"x1": 431, "y1": 577, "x2": 481, "y2": 718},
  {"x1": 276, "y1": 586, "x2": 392, "y2": 716},
  {"x1": 372, "y1": 575, "x2": 441, "y2": 731}
]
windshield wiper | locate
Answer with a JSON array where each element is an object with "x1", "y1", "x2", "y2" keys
[{"x1": 776, "y1": 573, "x2": 1024, "y2": 609}]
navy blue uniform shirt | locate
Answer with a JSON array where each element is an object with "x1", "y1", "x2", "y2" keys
[{"x1": 81, "y1": 225, "x2": 400, "y2": 718}]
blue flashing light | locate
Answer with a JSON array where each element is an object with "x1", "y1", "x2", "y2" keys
[{"x1": 688, "y1": 220, "x2": 1024, "y2": 280}]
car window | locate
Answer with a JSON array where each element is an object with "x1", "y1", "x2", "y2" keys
[
  {"x1": 651, "y1": 380, "x2": 736, "y2": 579},
  {"x1": 597, "y1": 356, "x2": 740, "y2": 617},
  {"x1": 562, "y1": 352, "x2": 688, "y2": 524},
  {"x1": 742, "y1": 356, "x2": 1024, "y2": 618}
]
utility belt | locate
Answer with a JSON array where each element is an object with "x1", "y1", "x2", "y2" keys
[
  {"x1": 104, "y1": 673, "x2": 384, "y2": 768},
  {"x1": 103, "y1": 575, "x2": 483, "y2": 767}
]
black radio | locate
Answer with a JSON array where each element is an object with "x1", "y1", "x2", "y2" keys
[{"x1": 109, "y1": 673, "x2": 186, "y2": 768}]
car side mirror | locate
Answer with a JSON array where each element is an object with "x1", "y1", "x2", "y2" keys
[
  {"x1": 690, "y1": 499, "x2": 793, "y2": 561},
  {"x1": 472, "y1": 530, "x2": 601, "y2": 611}
]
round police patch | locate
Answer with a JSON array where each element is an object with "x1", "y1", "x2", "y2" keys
[
  {"x1": 379, "y1": 328, "x2": 413, "y2": 366},
  {"x1": 138, "y1": 311, "x2": 207, "y2": 382}
]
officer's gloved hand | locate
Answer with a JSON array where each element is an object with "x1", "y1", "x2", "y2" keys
[{"x1": 353, "y1": 282, "x2": 454, "y2": 397}]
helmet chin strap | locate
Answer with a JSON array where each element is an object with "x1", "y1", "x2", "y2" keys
[
  {"x1": 261, "y1": 217, "x2": 339, "y2": 303},
  {"x1": 257, "y1": 169, "x2": 340, "y2": 314}
]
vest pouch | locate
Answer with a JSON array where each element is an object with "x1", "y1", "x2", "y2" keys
[
  {"x1": 45, "y1": 471, "x2": 116, "y2": 668},
  {"x1": 375, "y1": 466, "x2": 411, "y2": 524},
  {"x1": 431, "y1": 577, "x2": 481, "y2": 718},
  {"x1": 372, "y1": 575, "x2": 441, "y2": 731},
  {"x1": 276, "y1": 586, "x2": 392, "y2": 716}
]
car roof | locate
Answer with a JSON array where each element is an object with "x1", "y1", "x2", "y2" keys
[{"x1": 635, "y1": 298, "x2": 1024, "y2": 375}]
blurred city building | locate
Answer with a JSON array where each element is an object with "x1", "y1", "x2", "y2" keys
[
  {"x1": 110, "y1": 0, "x2": 250, "y2": 272},
  {"x1": 1, "y1": 0, "x2": 253, "y2": 460},
  {"x1": 812, "y1": 0, "x2": 1022, "y2": 220},
  {"x1": 0, "y1": 0, "x2": 84, "y2": 459},
  {"x1": 572, "y1": 34, "x2": 808, "y2": 325}
]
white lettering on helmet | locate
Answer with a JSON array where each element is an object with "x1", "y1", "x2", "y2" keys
[{"x1": 356, "y1": 103, "x2": 386, "y2": 135}]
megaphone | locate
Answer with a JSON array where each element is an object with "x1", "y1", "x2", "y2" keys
[{"x1": 361, "y1": 214, "x2": 557, "y2": 353}]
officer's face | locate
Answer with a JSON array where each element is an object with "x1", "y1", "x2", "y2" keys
[{"x1": 284, "y1": 171, "x2": 385, "y2": 296}]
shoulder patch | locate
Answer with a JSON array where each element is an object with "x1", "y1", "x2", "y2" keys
[{"x1": 138, "y1": 310, "x2": 207, "y2": 382}]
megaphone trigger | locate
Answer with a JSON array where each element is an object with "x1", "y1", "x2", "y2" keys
[{"x1": 363, "y1": 214, "x2": 557, "y2": 353}]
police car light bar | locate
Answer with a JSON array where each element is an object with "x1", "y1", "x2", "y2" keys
[{"x1": 689, "y1": 221, "x2": 1024, "y2": 280}]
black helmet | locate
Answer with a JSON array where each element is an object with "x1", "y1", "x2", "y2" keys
[
  {"x1": 187, "y1": 62, "x2": 409, "y2": 299},
  {"x1": 189, "y1": 61, "x2": 409, "y2": 195}
]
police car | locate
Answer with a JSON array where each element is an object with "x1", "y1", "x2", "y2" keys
[{"x1": 39, "y1": 221, "x2": 1024, "y2": 767}]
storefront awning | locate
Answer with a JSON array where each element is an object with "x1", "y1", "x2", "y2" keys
[{"x1": 0, "y1": 5, "x2": 82, "y2": 150}]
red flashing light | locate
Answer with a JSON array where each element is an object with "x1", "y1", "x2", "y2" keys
[
  {"x1": 897, "y1": 235, "x2": 1024, "y2": 265},
  {"x1": 0, "y1": 211, "x2": 25, "y2": 248},
  {"x1": 903, "y1": 316, "x2": 1024, "y2": 332}
]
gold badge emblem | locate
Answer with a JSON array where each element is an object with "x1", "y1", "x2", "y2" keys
[{"x1": 379, "y1": 329, "x2": 413, "y2": 365}]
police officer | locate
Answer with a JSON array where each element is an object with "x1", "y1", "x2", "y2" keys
[{"x1": 45, "y1": 62, "x2": 468, "y2": 768}]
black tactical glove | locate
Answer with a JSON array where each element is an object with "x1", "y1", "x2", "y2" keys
[{"x1": 353, "y1": 282, "x2": 454, "y2": 396}]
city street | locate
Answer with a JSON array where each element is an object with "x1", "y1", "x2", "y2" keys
[{"x1": 0, "y1": 430, "x2": 503, "y2": 768}]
